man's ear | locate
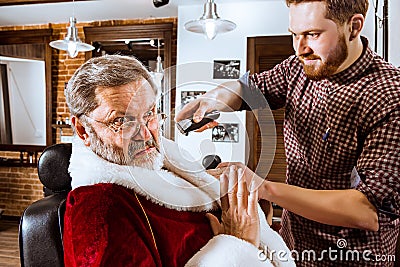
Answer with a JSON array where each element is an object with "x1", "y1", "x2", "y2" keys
[
  {"x1": 348, "y1": 14, "x2": 364, "y2": 41},
  {"x1": 71, "y1": 116, "x2": 90, "y2": 146}
]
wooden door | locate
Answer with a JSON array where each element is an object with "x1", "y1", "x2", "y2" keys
[{"x1": 246, "y1": 35, "x2": 294, "y2": 184}]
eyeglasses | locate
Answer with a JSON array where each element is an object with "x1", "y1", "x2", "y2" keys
[{"x1": 83, "y1": 111, "x2": 167, "y2": 137}]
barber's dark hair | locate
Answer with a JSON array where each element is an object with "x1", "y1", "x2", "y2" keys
[
  {"x1": 285, "y1": 0, "x2": 369, "y2": 24},
  {"x1": 65, "y1": 54, "x2": 157, "y2": 117}
]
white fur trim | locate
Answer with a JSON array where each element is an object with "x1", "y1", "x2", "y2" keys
[
  {"x1": 161, "y1": 137, "x2": 220, "y2": 203},
  {"x1": 258, "y1": 207, "x2": 296, "y2": 266},
  {"x1": 185, "y1": 207, "x2": 295, "y2": 267},
  {"x1": 185, "y1": 235, "x2": 274, "y2": 267},
  {"x1": 68, "y1": 136, "x2": 219, "y2": 212}
]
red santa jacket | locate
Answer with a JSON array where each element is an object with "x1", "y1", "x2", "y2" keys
[{"x1": 63, "y1": 183, "x2": 219, "y2": 266}]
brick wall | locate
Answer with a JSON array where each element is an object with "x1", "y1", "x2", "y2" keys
[
  {"x1": 0, "y1": 166, "x2": 43, "y2": 216},
  {"x1": 0, "y1": 17, "x2": 177, "y2": 217}
]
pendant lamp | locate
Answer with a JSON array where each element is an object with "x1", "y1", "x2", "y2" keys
[
  {"x1": 184, "y1": 0, "x2": 236, "y2": 40},
  {"x1": 49, "y1": 1, "x2": 94, "y2": 58},
  {"x1": 150, "y1": 39, "x2": 164, "y2": 89}
]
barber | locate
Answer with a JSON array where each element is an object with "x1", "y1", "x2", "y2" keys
[{"x1": 176, "y1": 1, "x2": 400, "y2": 266}]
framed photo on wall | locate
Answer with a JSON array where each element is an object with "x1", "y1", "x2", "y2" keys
[
  {"x1": 212, "y1": 123, "x2": 239, "y2": 143},
  {"x1": 213, "y1": 60, "x2": 240, "y2": 79},
  {"x1": 180, "y1": 90, "x2": 206, "y2": 108}
]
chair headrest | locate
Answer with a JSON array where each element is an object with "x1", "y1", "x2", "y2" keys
[{"x1": 38, "y1": 143, "x2": 72, "y2": 192}]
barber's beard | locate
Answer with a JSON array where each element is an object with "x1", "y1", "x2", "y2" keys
[
  {"x1": 87, "y1": 126, "x2": 164, "y2": 170},
  {"x1": 300, "y1": 33, "x2": 348, "y2": 80}
]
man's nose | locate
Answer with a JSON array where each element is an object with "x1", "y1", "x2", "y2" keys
[
  {"x1": 294, "y1": 36, "x2": 312, "y2": 57},
  {"x1": 135, "y1": 124, "x2": 152, "y2": 141}
]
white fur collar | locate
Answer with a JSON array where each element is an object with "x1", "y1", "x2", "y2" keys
[{"x1": 68, "y1": 136, "x2": 220, "y2": 212}]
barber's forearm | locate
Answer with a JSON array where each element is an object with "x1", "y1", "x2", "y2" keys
[
  {"x1": 260, "y1": 181, "x2": 379, "y2": 231},
  {"x1": 206, "y1": 81, "x2": 243, "y2": 111}
]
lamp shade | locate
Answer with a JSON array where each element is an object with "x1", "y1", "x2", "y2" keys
[
  {"x1": 184, "y1": 0, "x2": 236, "y2": 40},
  {"x1": 151, "y1": 52, "x2": 164, "y2": 89},
  {"x1": 49, "y1": 17, "x2": 94, "y2": 58}
]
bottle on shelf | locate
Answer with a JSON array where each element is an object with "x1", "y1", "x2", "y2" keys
[{"x1": 56, "y1": 115, "x2": 63, "y2": 125}]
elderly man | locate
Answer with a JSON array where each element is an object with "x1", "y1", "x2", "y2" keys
[{"x1": 62, "y1": 55, "x2": 294, "y2": 267}]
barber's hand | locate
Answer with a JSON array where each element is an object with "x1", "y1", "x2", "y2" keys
[
  {"x1": 194, "y1": 120, "x2": 219, "y2": 133},
  {"x1": 206, "y1": 166, "x2": 260, "y2": 247},
  {"x1": 206, "y1": 167, "x2": 226, "y2": 179},
  {"x1": 175, "y1": 82, "x2": 242, "y2": 132},
  {"x1": 218, "y1": 162, "x2": 266, "y2": 198},
  {"x1": 219, "y1": 162, "x2": 272, "y2": 224},
  {"x1": 176, "y1": 95, "x2": 221, "y2": 125}
]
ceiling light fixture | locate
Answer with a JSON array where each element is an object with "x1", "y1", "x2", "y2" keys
[
  {"x1": 184, "y1": 0, "x2": 236, "y2": 40},
  {"x1": 150, "y1": 39, "x2": 164, "y2": 89},
  {"x1": 49, "y1": 0, "x2": 94, "y2": 58}
]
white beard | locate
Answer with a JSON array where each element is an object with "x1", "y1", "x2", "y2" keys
[{"x1": 131, "y1": 149, "x2": 164, "y2": 170}]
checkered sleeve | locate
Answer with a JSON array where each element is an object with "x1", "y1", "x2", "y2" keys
[
  {"x1": 355, "y1": 105, "x2": 400, "y2": 219},
  {"x1": 238, "y1": 56, "x2": 296, "y2": 111}
]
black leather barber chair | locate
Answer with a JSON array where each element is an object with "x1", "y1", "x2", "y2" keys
[{"x1": 19, "y1": 143, "x2": 72, "y2": 267}]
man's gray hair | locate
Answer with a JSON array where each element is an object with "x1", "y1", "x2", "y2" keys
[{"x1": 65, "y1": 54, "x2": 158, "y2": 117}]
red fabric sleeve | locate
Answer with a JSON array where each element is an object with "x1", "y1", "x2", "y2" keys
[{"x1": 63, "y1": 184, "x2": 161, "y2": 267}]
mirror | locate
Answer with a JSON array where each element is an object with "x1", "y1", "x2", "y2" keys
[
  {"x1": 0, "y1": 56, "x2": 46, "y2": 145},
  {"x1": 0, "y1": 29, "x2": 53, "y2": 149},
  {"x1": 84, "y1": 23, "x2": 174, "y2": 138}
]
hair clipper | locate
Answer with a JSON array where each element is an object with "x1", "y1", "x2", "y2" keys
[{"x1": 177, "y1": 110, "x2": 220, "y2": 136}]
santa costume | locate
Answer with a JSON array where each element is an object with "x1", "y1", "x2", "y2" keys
[{"x1": 63, "y1": 137, "x2": 295, "y2": 266}]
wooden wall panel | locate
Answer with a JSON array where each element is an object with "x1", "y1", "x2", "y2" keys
[{"x1": 0, "y1": 44, "x2": 44, "y2": 60}]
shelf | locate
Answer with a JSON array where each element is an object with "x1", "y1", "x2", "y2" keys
[
  {"x1": 52, "y1": 124, "x2": 72, "y2": 139},
  {"x1": 0, "y1": 160, "x2": 36, "y2": 167},
  {"x1": 0, "y1": 145, "x2": 43, "y2": 167},
  {"x1": 52, "y1": 124, "x2": 71, "y2": 129},
  {"x1": 0, "y1": 144, "x2": 45, "y2": 152}
]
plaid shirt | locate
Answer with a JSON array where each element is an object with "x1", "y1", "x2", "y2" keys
[{"x1": 241, "y1": 37, "x2": 400, "y2": 266}]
